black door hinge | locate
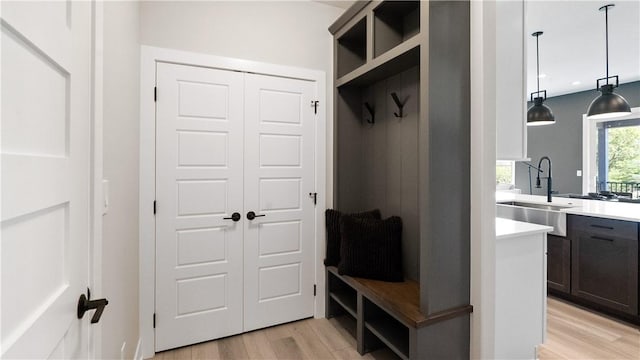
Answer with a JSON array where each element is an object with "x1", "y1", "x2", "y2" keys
[
  {"x1": 311, "y1": 100, "x2": 319, "y2": 114},
  {"x1": 153, "y1": 313, "x2": 156, "y2": 328},
  {"x1": 154, "y1": 87, "x2": 157, "y2": 102},
  {"x1": 313, "y1": 284, "x2": 317, "y2": 296},
  {"x1": 309, "y1": 192, "x2": 317, "y2": 205},
  {"x1": 153, "y1": 200, "x2": 156, "y2": 215}
]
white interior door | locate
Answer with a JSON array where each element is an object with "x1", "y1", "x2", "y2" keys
[
  {"x1": 1, "y1": 1, "x2": 93, "y2": 359},
  {"x1": 155, "y1": 63, "x2": 244, "y2": 351},
  {"x1": 243, "y1": 73, "x2": 316, "y2": 331}
]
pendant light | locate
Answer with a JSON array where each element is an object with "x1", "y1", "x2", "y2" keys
[
  {"x1": 586, "y1": 4, "x2": 631, "y2": 119},
  {"x1": 527, "y1": 31, "x2": 555, "y2": 126}
]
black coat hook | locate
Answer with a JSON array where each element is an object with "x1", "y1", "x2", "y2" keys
[
  {"x1": 364, "y1": 102, "x2": 375, "y2": 124},
  {"x1": 391, "y1": 92, "x2": 408, "y2": 118}
]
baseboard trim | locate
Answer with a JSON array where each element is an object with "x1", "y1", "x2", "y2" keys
[{"x1": 134, "y1": 338, "x2": 143, "y2": 360}]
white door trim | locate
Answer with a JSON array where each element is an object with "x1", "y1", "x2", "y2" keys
[
  {"x1": 89, "y1": 1, "x2": 104, "y2": 358},
  {"x1": 470, "y1": 1, "x2": 498, "y2": 359},
  {"x1": 138, "y1": 46, "x2": 327, "y2": 359}
]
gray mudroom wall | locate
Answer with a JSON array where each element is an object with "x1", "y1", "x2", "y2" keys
[{"x1": 336, "y1": 66, "x2": 420, "y2": 280}]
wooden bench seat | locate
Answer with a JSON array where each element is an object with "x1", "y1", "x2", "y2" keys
[{"x1": 326, "y1": 266, "x2": 472, "y2": 359}]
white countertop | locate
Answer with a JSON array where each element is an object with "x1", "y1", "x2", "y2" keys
[
  {"x1": 496, "y1": 193, "x2": 640, "y2": 223},
  {"x1": 496, "y1": 217, "x2": 553, "y2": 240}
]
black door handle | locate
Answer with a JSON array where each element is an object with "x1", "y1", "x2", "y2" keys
[
  {"x1": 77, "y1": 289, "x2": 108, "y2": 324},
  {"x1": 223, "y1": 212, "x2": 241, "y2": 222},
  {"x1": 246, "y1": 211, "x2": 266, "y2": 220}
]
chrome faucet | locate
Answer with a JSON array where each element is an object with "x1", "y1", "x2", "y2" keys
[{"x1": 536, "y1": 156, "x2": 553, "y2": 203}]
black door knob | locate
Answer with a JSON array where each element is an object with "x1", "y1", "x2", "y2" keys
[
  {"x1": 246, "y1": 211, "x2": 266, "y2": 220},
  {"x1": 77, "y1": 289, "x2": 108, "y2": 324},
  {"x1": 223, "y1": 212, "x2": 241, "y2": 222}
]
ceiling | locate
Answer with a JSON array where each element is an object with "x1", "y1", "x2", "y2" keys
[
  {"x1": 526, "y1": 1, "x2": 640, "y2": 98},
  {"x1": 314, "y1": 0, "x2": 355, "y2": 9}
]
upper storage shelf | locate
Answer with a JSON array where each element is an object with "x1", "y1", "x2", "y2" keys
[
  {"x1": 374, "y1": 1, "x2": 420, "y2": 58},
  {"x1": 331, "y1": 0, "x2": 422, "y2": 88},
  {"x1": 337, "y1": 17, "x2": 367, "y2": 78}
]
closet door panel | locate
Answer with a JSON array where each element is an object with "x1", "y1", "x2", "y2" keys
[
  {"x1": 243, "y1": 74, "x2": 316, "y2": 332},
  {"x1": 155, "y1": 63, "x2": 244, "y2": 351}
]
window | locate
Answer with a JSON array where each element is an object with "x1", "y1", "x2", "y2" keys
[
  {"x1": 583, "y1": 109, "x2": 640, "y2": 197},
  {"x1": 496, "y1": 160, "x2": 515, "y2": 185},
  {"x1": 596, "y1": 119, "x2": 640, "y2": 198}
]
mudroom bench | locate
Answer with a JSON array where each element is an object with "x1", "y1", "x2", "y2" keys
[{"x1": 326, "y1": 266, "x2": 473, "y2": 360}]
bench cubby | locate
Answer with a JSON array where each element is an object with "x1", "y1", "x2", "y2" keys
[{"x1": 326, "y1": 267, "x2": 472, "y2": 359}]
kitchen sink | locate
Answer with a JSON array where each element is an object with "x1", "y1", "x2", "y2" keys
[{"x1": 496, "y1": 201, "x2": 573, "y2": 236}]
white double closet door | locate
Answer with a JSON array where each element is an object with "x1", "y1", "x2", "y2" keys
[{"x1": 155, "y1": 63, "x2": 316, "y2": 351}]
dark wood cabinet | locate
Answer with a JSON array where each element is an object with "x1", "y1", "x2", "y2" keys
[
  {"x1": 547, "y1": 234, "x2": 571, "y2": 294},
  {"x1": 569, "y1": 215, "x2": 638, "y2": 316}
]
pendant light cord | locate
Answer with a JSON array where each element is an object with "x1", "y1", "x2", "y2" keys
[
  {"x1": 605, "y1": 5, "x2": 609, "y2": 84},
  {"x1": 536, "y1": 33, "x2": 541, "y2": 93}
]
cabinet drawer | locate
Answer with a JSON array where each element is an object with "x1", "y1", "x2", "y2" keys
[{"x1": 569, "y1": 215, "x2": 638, "y2": 240}]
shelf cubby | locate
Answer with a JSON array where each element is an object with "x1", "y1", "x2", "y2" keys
[
  {"x1": 331, "y1": 314, "x2": 358, "y2": 340},
  {"x1": 364, "y1": 298, "x2": 410, "y2": 360},
  {"x1": 329, "y1": 290, "x2": 357, "y2": 318},
  {"x1": 327, "y1": 270, "x2": 358, "y2": 318},
  {"x1": 336, "y1": 42, "x2": 419, "y2": 88},
  {"x1": 337, "y1": 17, "x2": 367, "y2": 78},
  {"x1": 373, "y1": 1, "x2": 420, "y2": 58}
]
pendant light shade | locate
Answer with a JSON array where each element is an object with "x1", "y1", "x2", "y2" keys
[
  {"x1": 586, "y1": 4, "x2": 632, "y2": 119},
  {"x1": 587, "y1": 84, "x2": 632, "y2": 119},
  {"x1": 528, "y1": 96, "x2": 556, "y2": 126},
  {"x1": 527, "y1": 31, "x2": 555, "y2": 126}
]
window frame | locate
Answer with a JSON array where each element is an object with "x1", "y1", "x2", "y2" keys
[
  {"x1": 582, "y1": 107, "x2": 640, "y2": 194},
  {"x1": 596, "y1": 118, "x2": 640, "y2": 185}
]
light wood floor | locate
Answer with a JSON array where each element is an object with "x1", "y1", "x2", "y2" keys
[
  {"x1": 154, "y1": 297, "x2": 640, "y2": 359},
  {"x1": 153, "y1": 316, "x2": 399, "y2": 360},
  {"x1": 539, "y1": 297, "x2": 640, "y2": 359}
]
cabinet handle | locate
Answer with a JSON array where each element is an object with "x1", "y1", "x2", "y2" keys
[
  {"x1": 590, "y1": 224, "x2": 614, "y2": 230},
  {"x1": 591, "y1": 235, "x2": 614, "y2": 242}
]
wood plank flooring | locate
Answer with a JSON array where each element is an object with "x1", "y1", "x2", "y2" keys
[
  {"x1": 539, "y1": 297, "x2": 640, "y2": 359},
  {"x1": 153, "y1": 316, "x2": 399, "y2": 360},
  {"x1": 154, "y1": 297, "x2": 640, "y2": 359}
]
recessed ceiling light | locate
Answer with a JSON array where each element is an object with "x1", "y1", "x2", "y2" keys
[
  {"x1": 538, "y1": 73, "x2": 547, "y2": 78},
  {"x1": 572, "y1": 81, "x2": 581, "y2": 85}
]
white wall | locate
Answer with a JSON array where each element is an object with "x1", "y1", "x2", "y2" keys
[
  {"x1": 140, "y1": 0, "x2": 342, "y2": 73},
  {"x1": 139, "y1": 0, "x2": 343, "y2": 204},
  {"x1": 102, "y1": 1, "x2": 140, "y2": 359}
]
